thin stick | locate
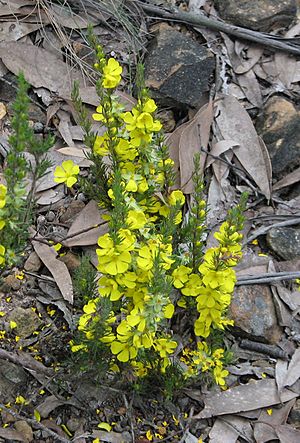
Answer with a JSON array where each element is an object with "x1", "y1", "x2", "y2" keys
[
  {"x1": 236, "y1": 271, "x2": 300, "y2": 285},
  {"x1": 137, "y1": 1, "x2": 300, "y2": 56}
]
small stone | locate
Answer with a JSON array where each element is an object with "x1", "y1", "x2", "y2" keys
[
  {"x1": 24, "y1": 251, "x2": 42, "y2": 272},
  {"x1": 257, "y1": 96, "x2": 300, "y2": 179},
  {"x1": 0, "y1": 360, "x2": 27, "y2": 402},
  {"x1": 33, "y1": 122, "x2": 44, "y2": 133},
  {"x1": 1, "y1": 274, "x2": 21, "y2": 292},
  {"x1": 8, "y1": 307, "x2": 43, "y2": 338},
  {"x1": 14, "y1": 420, "x2": 34, "y2": 442},
  {"x1": 66, "y1": 417, "x2": 82, "y2": 432},
  {"x1": 144, "y1": 24, "x2": 215, "y2": 107},
  {"x1": 215, "y1": 0, "x2": 297, "y2": 32},
  {"x1": 1, "y1": 410, "x2": 15, "y2": 424},
  {"x1": 60, "y1": 200, "x2": 85, "y2": 223},
  {"x1": 46, "y1": 211, "x2": 55, "y2": 222},
  {"x1": 267, "y1": 227, "x2": 300, "y2": 260},
  {"x1": 230, "y1": 284, "x2": 282, "y2": 344},
  {"x1": 59, "y1": 252, "x2": 81, "y2": 273}
]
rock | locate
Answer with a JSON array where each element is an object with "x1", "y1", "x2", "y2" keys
[
  {"x1": 267, "y1": 227, "x2": 300, "y2": 260},
  {"x1": 0, "y1": 360, "x2": 27, "y2": 402},
  {"x1": 60, "y1": 200, "x2": 85, "y2": 223},
  {"x1": 230, "y1": 285, "x2": 282, "y2": 344},
  {"x1": 257, "y1": 96, "x2": 300, "y2": 179},
  {"x1": 24, "y1": 251, "x2": 42, "y2": 272},
  {"x1": 8, "y1": 307, "x2": 42, "y2": 338},
  {"x1": 144, "y1": 24, "x2": 215, "y2": 107},
  {"x1": 215, "y1": 0, "x2": 297, "y2": 32},
  {"x1": 59, "y1": 252, "x2": 81, "y2": 273},
  {"x1": 0, "y1": 274, "x2": 22, "y2": 292},
  {"x1": 14, "y1": 421, "x2": 33, "y2": 442}
]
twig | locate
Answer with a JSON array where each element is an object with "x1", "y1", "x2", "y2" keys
[
  {"x1": 0, "y1": 348, "x2": 53, "y2": 376},
  {"x1": 0, "y1": 403, "x2": 71, "y2": 443},
  {"x1": 123, "y1": 394, "x2": 135, "y2": 443},
  {"x1": 245, "y1": 216, "x2": 300, "y2": 245},
  {"x1": 137, "y1": 1, "x2": 300, "y2": 56},
  {"x1": 239, "y1": 339, "x2": 288, "y2": 359},
  {"x1": 236, "y1": 271, "x2": 300, "y2": 285}
]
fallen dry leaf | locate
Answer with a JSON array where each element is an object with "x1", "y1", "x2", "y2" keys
[
  {"x1": 0, "y1": 428, "x2": 25, "y2": 442},
  {"x1": 0, "y1": 102, "x2": 6, "y2": 120},
  {"x1": 236, "y1": 69, "x2": 263, "y2": 108},
  {"x1": 209, "y1": 415, "x2": 253, "y2": 443},
  {"x1": 37, "y1": 395, "x2": 69, "y2": 418},
  {"x1": 32, "y1": 234, "x2": 74, "y2": 304},
  {"x1": 0, "y1": 41, "x2": 86, "y2": 97},
  {"x1": 273, "y1": 166, "x2": 300, "y2": 191},
  {"x1": 275, "y1": 424, "x2": 300, "y2": 443},
  {"x1": 193, "y1": 379, "x2": 298, "y2": 419},
  {"x1": 63, "y1": 200, "x2": 108, "y2": 247},
  {"x1": 179, "y1": 101, "x2": 214, "y2": 193},
  {"x1": 283, "y1": 348, "x2": 300, "y2": 387},
  {"x1": 215, "y1": 95, "x2": 272, "y2": 199},
  {"x1": 92, "y1": 430, "x2": 130, "y2": 443}
]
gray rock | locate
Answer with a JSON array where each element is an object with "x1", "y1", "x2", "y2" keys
[
  {"x1": 215, "y1": 0, "x2": 296, "y2": 32},
  {"x1": 257, "y1": 96, "x2": 300, "y2": 179},
  {"x1": 0, "y1": 360, "x2": 27, "y2": 402},
  {"x1": 8, "y1": 307, "x2": 43, "y2": 338},
  {"x1": 230, "y1": 284, "x2": 282, "y2": 344},
  {"x1": 267, "y1": 227, "x2": 300, "y2": 260},
  {"x1": 144, "y1": 24, "x2": 215, "y2": 107},
  {"x1": 24, "y1": 251, "x2": 42, "y2": 272}
]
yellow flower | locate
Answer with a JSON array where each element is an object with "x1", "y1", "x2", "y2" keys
[
  {"x1": 169, "y1": 190, "x2": 185, "y2": 207},
  {"x1": 92, "y1": 105, "x2": 105, "y2": 122},
  {"x1": 0, "y1": 244, "x2": 5, "y2": 265},
  {"x1": 213, "y1": 365, "x2": 229, "y2": 386},
  {"x1": 115, "y1": 139, "x2": 137, "y2": 160},
  {"x1": 54, "y1": 160, "x2": 79, "y2": 188},
  {"x1": 181, "y1": 273, "x2": 203, "y2": 296},
  {"x1": 164, "y1": 303, "x2": 175, "y2": 319},
  {"x1": 111, "y1": 339, "x2": 137, "y2": 362},
  {"x1": 0, "y1": 184, "x2": 7, "y2": 209},
  {"x1": 102, "y1": 58, "x2": 122, "y2": 89},
  {"x1": 15, "y1": 395, "x2": 29, "y2": 405},
  {"x1": 126, "y1": 210, "x2": 147, "y2": 230},
  {"x1": 98, "y1": 276, "x2": 122, "y2": 301},
  {"x1": 172, "y1": 266, "x2": 192, "y2": 288},
  {"x1": 154, "y1": 338, "x2": 177, "y2": 358},
  {"x1": 94, "y1": 133, "x2": 110, "y2": 156}
]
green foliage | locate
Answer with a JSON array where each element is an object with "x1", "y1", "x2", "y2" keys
[
  {"x1": 0, "y1": 72, "x2": 54, "y2": 266},
  {"x1": 73, "y1": 255, "x2": 97, "y2": 305},
  {"x1": 57, "y1": 38, "x2": 246, "y2": 392}
]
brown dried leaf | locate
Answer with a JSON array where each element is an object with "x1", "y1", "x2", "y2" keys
[
  {"x1": 253, "y1": 422, "x2": 277, "y2": 443},
  {"x1": 0, "y1": 22, "x2": 43, "y2": 43},
  {"x1": 0, "y1": 0, "x2": 35, "y2": 16},
  {"x1": 193, "y1": 379, "x2": 298, "y2": 419},
  {"x1": 50, "y1": 3, "x2": 99, "y2": 29},
  {"x1": 276, "y1": 424, "x2": 300, "y2": 443},
  {"x1": 236, "y1": 69, "x2": 263, "y2": 108},
  {"x1": 0, "y1": 428, "x2": 25, "y2": 442},
  {"x1": 284, "y1": 348, "x2": 300, "y2": 387},
  {"x1": 165, "y1": 123, "x2": 188, "y2": 189},
  {"x1": 275, "y1": 53, "x2": 297, "y2": 89},
  {"x1": 0, "y1": 102, "x2": 6, "y2": 120},
  {"x1": 37, "y1": 395, "x2": 67, "y2": 418},
  {"x1": 57, "y1": 146, "x2": 91, "y2": 159},
  {"x1": 215, "y1": 95, "x2": 272, "y2": 199},
  {"x1": 209, "y1": 416, "x2": 243, "y2": 442},
  {"x1": 63, "y1": 200, "x2": 108, "y2": 247},
  {"x1": 92, "y1": 430, "x2": 130, "y2": 443},
  {"x1": 273, "y1": 166, "x2": 300, "y2": 191},
  {"x1": 0, "y1": 42, "x2": 85, "y2": 96},
  {"x1": 179, "y1": 101, "x2": 214, "y2": 193},
  {"x1": 32, "y1": 236, "x2": 73, "y2": 304}
]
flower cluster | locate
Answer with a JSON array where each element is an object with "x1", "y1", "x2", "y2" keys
[
  {"x1": 70, "y1": 47, "x2": 245, "y2": 388},
  {"x1": 0, "y1": 184, "x2": 7, "y2": 265}
]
